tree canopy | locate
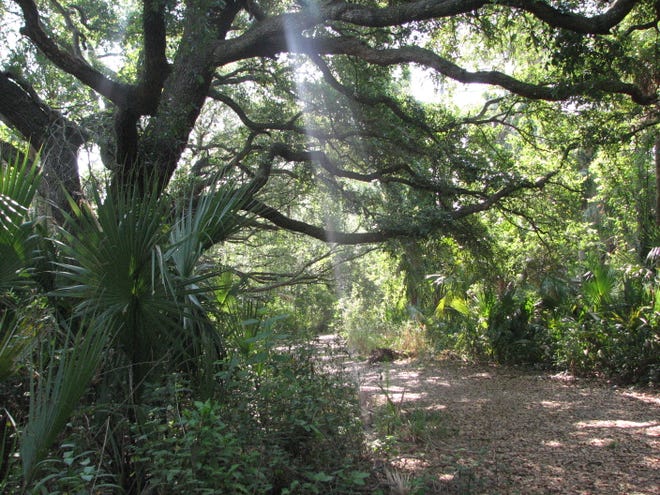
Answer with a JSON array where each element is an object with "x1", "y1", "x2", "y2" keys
[{"x1": 0, "y1": 0, "x2": 658, "y2": 243}]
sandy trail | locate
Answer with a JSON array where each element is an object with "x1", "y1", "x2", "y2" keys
[
  {"x1": 314, "y1": 334, "x2": 658, "y2": 493},
  {"x1": 354, "y1": 355, "x2": 659, "y2": 494}
]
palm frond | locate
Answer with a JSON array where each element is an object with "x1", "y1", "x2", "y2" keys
[
  {"x1": 54, "y1": 187, "x2": 176, "y2": 367},
  {"x1": 51, "y1": 179, "x2": 252, "y2": 384},
  {"x1": 582, "y1": 261, "x2": 618, "y2": 310},
  {"x1": 0, "y1": 149, "x2": 41, "y2": 291},
  {"x1": 159, "y1": 184, "x2": 250, "y2": 370},
  {"x1": 168, "y1": 182, "x2": 250, "y2": 278},
  {"x1": 0, "y1": 150, "x2": 40, "y2": 235},
  {"x1": 0, "y1": 147, "x2": 42, "y2": 379},
  {"x1": 20, "y1": 319, "x2": 112, "y2": 485},
  {"x1": 0, "y1": 311, "x2": 36, "y2": 381}
]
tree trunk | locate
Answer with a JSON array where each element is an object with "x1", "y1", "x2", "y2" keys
[
  {"x1": 39, "y1": 122, "x2": 85, "y2": 222},
  {"x1": 120, "y1": 0, "x2": 243, "y2": 194},
  {"x1": 0, "y1": 72, "x2": 84, "y2": 221}
]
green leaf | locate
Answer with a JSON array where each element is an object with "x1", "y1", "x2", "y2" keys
[{"x1": 306, "y1": 471, "x2": 334, "y2": 483}]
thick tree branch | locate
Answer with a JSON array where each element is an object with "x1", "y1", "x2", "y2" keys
[
  {"x1": 140, "y1": 0, "x2": 170, "y2": 104},
  {"x1": 0, "y1": 72, "x2": 52, "y2": 145},
  {"x1": 213, "y1": 1, "x2": 651, "y2": 105},
  {"x1": 241, "y1": 178, "x2": 552, "y2": 245},
  {"x1": 135, "y1": 0, "x2": 244, "y2": 190},
  {"x1": 332, "y1": 0, "x2": 638, "y2": 34},
  {"x1": 215, "y1": 0, "x2": 641, "y2": 64},
  {"x1": 0, "y1": 71, "x2": 86, "y2": 148},
  {"x1": 244, "y1": 174, "x2": 553, "y2": 245},
  {"x1": 286, "y1": 0, "x2": 637, "y2": 34},
  {"x1": 293, "y1": 37, "x2": 657, "y2": 105},
  {"x1": 13, "y1": 0, "x2": 136, "y2": 110},
  {"x1": 0, "y1": 71, "x2": 84, "y2": 215},
  {"x1": 108, "y1": 1, "x2": 171, "y2": 176},
  {"x1": 240, "y1": 164, "x2": 558, "y2": 245},
  {"x1": 243, "y1": 198, "x2": 397, "y2": 244},
  {"x1": 502, "y1": 0, "x2": 639, "y2": 34}
]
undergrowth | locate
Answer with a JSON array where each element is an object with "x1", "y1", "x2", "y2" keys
[{"x1": 3, "y1": 336, "x2": 372, "y2": 494}]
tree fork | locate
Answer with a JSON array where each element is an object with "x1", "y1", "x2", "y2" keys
[{"x1": 134, "y1": 0, "x2": 244, "y2": 194}]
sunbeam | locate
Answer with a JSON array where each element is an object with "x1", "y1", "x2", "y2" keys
[{"x1": 282, "y1": 16, "x2": 355, "y2": 297}]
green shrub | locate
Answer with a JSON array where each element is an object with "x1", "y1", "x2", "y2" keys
[
  {"x1": 486, "y1": 290, "x2": 553, "y2": 366},
  {"x1": 128, "y1": 337, "x2": 369, "y2": 494},
  {"x1": 548, "y1": 265, "x2": 660, "y2": 383},
  {"x1": 28, "y1": 442, "x2": 119, "y2": 494},
  {"x1": 217, "y1": 341, "x2": 368, "y2": 492},
  {"x1": 429, "y1": 260, "x2": 659, "y2": 384},
  {"x1": 134, "y1": 399, "x2": 271, "y2": 494}
]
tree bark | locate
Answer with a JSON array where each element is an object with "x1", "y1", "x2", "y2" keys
[
  {"x1": 0, "y1": 72, "x2": 84, "y2": 220},
  {"x1": 128, "y1": 0, "x2": 243, "y2": 192}
]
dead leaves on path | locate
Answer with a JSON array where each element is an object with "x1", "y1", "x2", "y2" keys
[{"x1": 358, "y1": 358, "x2": 659, "y2": 494}]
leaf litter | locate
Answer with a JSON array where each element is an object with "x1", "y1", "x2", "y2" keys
[{"x1": 353, "y1": 353, "x2": 659, "y2": 494}]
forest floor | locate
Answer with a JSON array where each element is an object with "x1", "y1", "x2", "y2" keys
[{"x1": 318, "y1": 336, "x2": 660, "y2": 495}]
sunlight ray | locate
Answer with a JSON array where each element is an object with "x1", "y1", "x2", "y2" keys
[{"x1": 281, "y1": 16, "x2": 355, "y2": 298}]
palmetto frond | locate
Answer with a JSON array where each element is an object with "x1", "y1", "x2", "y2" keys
[
  {"x1": 20, "y1": 318, "x2": 112, "y2": 485},
  {"x1": 168, "y1": 182, "x2": 250, "y2": 278},
  {"x1": 54, "y1": 186, "x2": 175, "y2": 367},
  {"x1": 165, "y1": 182, "x2": 252, "y2": 382},
  {"x1": 53, "y1": 179, "x2": 251, "y2": 377},
  {"x1": 0, "y1": 151, "x2": 41, "y2": 292},
  {"x1": 0, "y1": 149, "x2": 42, "y2": 380},
  {"x1": 0, "y1": 152, "x2": 39, "y2": 233}
]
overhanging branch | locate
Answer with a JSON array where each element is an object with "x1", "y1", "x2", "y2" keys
[
  {"x1": 243, "y1": 198, "x2": 397, "y2": 244},
  {"x1": 333, "y1": 0, "x2": 638, "y2": 34},
  {"x1": 213, "y1": 1, "x2": 652, "y2": 105},
  {"x1": 242, "y1": 169, "x2": 556, "y2": 244},
  {"x1": 298, "y1": 38, "x2": 657, "y2": 105},
  {"x1": 215, "y1": 0, "x2": 642, "y2": 65},
  {"x1": 14, "y1": 0, "x2": 136, "y2": 110}
]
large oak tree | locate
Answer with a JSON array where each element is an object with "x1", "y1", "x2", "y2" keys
[{"x1": 0, "y1": 0, "x2": 658, "y2": 242}]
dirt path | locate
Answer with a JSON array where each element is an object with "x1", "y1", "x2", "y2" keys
[{"x1": 353, "y1": 355, "x2": 659, "y2": 494}]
